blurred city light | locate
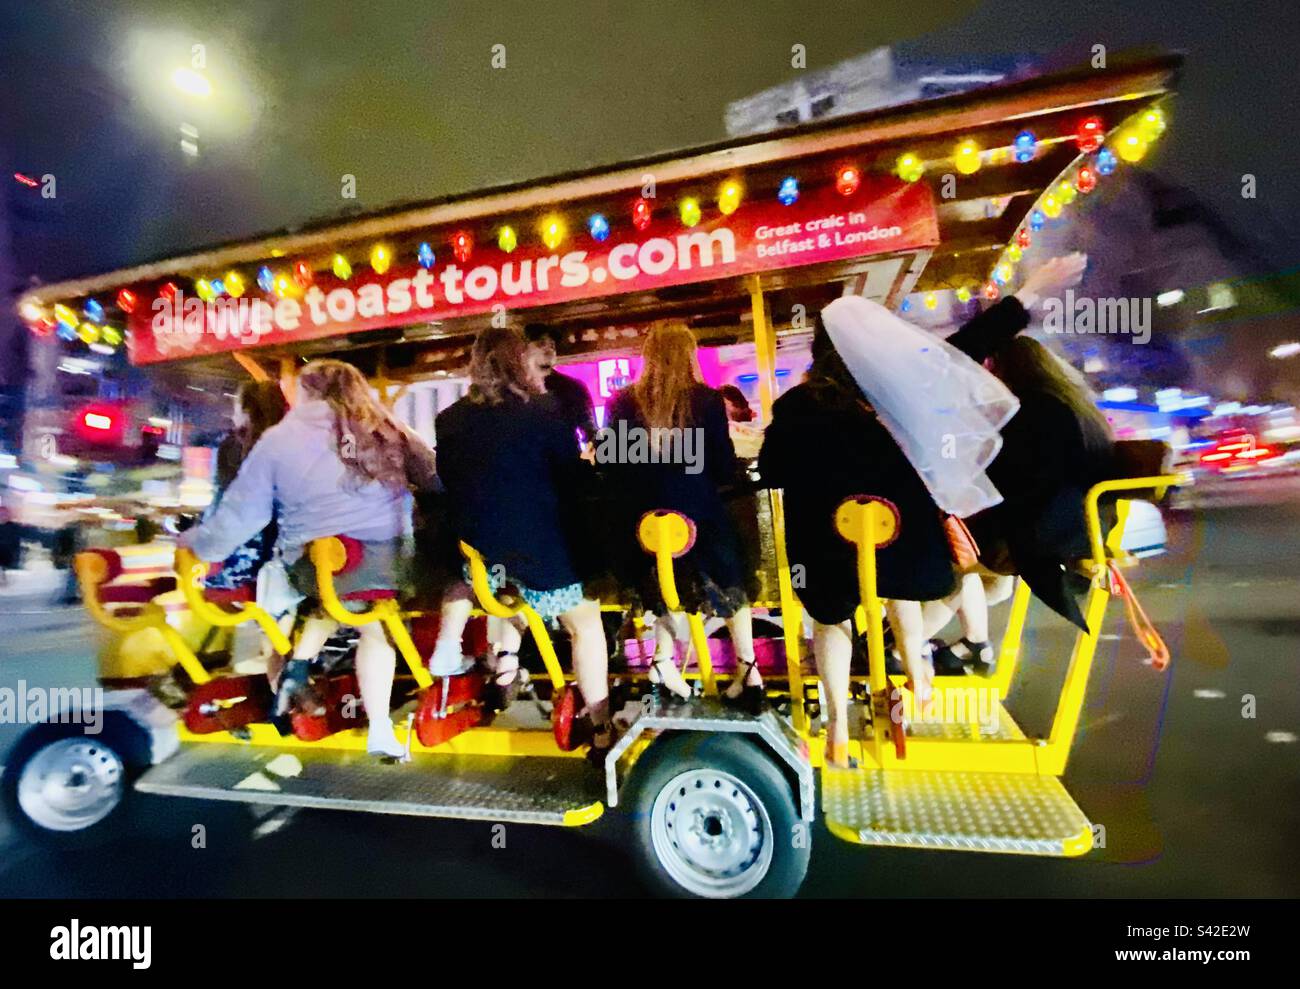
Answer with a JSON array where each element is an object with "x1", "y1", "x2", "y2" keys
[{"x1": 171, "y1": 67, "x2": 212, "y2": 97}]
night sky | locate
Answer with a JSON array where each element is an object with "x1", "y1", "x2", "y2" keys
[{"x1": 3, "y1": 0, "x2": 1299, "y2": 289}]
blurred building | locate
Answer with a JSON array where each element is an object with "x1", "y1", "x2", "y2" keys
[{"x1": 724, "y1": 47, "x2": 1031, "y2": 137}]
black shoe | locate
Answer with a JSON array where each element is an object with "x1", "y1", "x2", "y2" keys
[{"x1": 933, "y1": 637, "x2": 994, "y2": 676}]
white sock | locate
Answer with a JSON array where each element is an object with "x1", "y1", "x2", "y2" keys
[{"x1": 367, "y1": 717, "x2": 403, "y2": 755}]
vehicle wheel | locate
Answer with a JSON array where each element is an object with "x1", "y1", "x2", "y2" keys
[
  {"x1": 1, "y1": 718, "x2": 147, "y2": 848},
  {"x1": 622, "y1": 732, "x2": 809, "y2": 898}
]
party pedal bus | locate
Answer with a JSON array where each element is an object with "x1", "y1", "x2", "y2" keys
[{"x1": 7, "y1": 53, "x2": 1183, "y2": 898}]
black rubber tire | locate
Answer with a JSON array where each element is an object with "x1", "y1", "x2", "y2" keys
[
  {"x1": 620, "y1": 731, "x2": 810, "y2": 898},
  {"x1": 1, "y1": 715, "x2": 150, "y2": 850}
]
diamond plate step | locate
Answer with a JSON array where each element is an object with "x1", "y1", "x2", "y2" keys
[
  {"x1": 135, "y1": 744, "x2": 604, "y2": 827},
  {"x1": 822, "y1": 769, "x2": 1093, "y2": 856}
]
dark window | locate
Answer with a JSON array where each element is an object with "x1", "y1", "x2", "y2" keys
[
  {"x1": 775, "y1": 108, "x2": 801, "y2": 126},
  {"x1": 810, "y1": 94, "x2": 836, "y2": 118}
]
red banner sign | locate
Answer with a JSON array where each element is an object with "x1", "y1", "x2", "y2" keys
[{"x1": 129, "y1": 176, "x2": 937, "y2": 364}]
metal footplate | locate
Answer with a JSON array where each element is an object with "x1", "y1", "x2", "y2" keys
[
  {"x1": 135, "y1": 744, "x2": 604, "y2": 827},
  {"x1": 822, "y1": 769, "x2": 1094, "y2": 856}
]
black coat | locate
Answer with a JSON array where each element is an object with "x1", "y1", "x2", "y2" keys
[
  {"x1": 602, "y1": 384, "x2": 751, "y2": 601},
  {"x1": 970, "y1": 389, "x2": 1117, "y2": 629},
  {"x1": 435, "y1": 393, "x2": 589, "y2": 591},
  {"x1": 757, "y1": 297, "x2": 1030, "y2": 624}
]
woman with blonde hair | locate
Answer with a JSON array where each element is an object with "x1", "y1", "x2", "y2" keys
[
  {"x1": 604, "y1": 322, "x2": 761, "y2": 708},
  {"x1": 180, "y1": 358, "x2": 437, "y2": 758}
]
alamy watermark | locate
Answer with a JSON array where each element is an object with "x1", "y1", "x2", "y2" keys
[
  {"x1": 1042, "y1": 290, "x2": 1151, "y2": 344},
  {"x1": 0, "y1": 682, "x2": 104, "y2": 734},
  {"x1": 593, "y1": 421, "x2": 705, "y2": 475}
]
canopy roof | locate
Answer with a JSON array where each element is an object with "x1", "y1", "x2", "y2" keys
[{"x1": 19, "y1": 51, "x2": 1180, "y2": 384}]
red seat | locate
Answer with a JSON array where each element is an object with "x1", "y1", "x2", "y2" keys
[
  {"x1": 204, "y1": 585, "x2": 256, "y2": 605},
  {"x1": 98, "y1": 576, "x2": 177, "y2": 604}
]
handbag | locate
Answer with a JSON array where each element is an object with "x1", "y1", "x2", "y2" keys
[
  {"x1": 943, "y1": 514, "x2": 981, "y2": 570},
  {"x1": 256, "y1": 552, "x2": 304, "y2": 618},
  {"x1": 941, "y1": 512, "x2": 977, "y2": 566}
]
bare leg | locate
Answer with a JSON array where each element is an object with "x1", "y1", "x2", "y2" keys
[
  {"x1": 955, "y1": 572, "x2": 990, "y2": 642},
  {"x1": 428, "y1": 583, "x2": 473, "y2": 675},
  {"x1": 723, "y1": 606, "x2": 760, "y2": 697},
  {"x1": 813, "y1": 619, "x2": 853, "y2": 764},
  {"x1": 559, "y1": 599, "x2": 612, "y2": 743},
  {"x1": 355, "y1": 621, "x2": 403, "y2": 757},
  {"x1": 648, "y1": 613, "x2": 691, "y2": 700},
  {"x1": 885, "y1": 599, "x2": 932, "y2": 704},
  {"x1": 293, "y1": 616, "x2": 338, "y2": 660}
]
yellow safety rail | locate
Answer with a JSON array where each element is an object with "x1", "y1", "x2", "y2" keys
[
  {"x1": 307, "y1": 538, "x2": 433, "y2": 690},
  {"x1": 174, "y1": 547, "x2": 292, "y2": 655},
  {"x1": 458, "y1": 540, "x2": 568, "y2": 691},
  {"x1": 75, "y1": 551, "x2": 211, "y2": 685},
  {"x1": 1037, "y1": 472, "x2": 1187, "y2": 773},
  {"x1": 637, "y1": 510, "x2": 718, "y2": 696}
]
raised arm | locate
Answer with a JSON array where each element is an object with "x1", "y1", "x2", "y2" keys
[{"x1": 946, "y1": 253, "x2": 1088, "y2": 363}]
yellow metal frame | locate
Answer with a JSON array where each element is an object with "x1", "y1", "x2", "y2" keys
[
  {"x1": 174, "y1": 547, "x2": 292, "y2": 655},
  {"x1": 637, "y1": 510, "x2": 717, "y2": 695},
  {"x1": 459, "y1": 540, "x2": 568, "y2": 691},
  {"x1": 76, "y1": 551, "x2": 212, "y2": 686},
  {"x1": 828, "y1": 475, "x2": 1186, "y2": 775},
  {"x1": 307, "y1": 537, "x2": 433, "y2": 690}
]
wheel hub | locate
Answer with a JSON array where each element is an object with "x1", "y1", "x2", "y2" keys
[
  {"x1": 650, "y1": 768, "x2": 774, "y2": 897},
  {"x1": 17, "y1": 738, "x2": 124, "y2": 833}
]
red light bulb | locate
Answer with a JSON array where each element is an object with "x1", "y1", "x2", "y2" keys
[
  {"x1": 835, "y1": 165, "x2": 861, "y2": 197},
  {"x1": 293, "y1": 260, "x2": 314, "y2": 287},
  {"x1": 982, "y1": 280, "x2": 1000, "y2": 300},
  {"x1": 452, "y1": 230, "x2": 474, "y2": 264},
  {"x1": 117, "y1": 288, "x2": 138, "y2": 313},
  {"x1": 1016, "y1": 228, "x2": 1031, "y2": 248},
  {"x1": 1075, "y1": 166, "x2": 1098, "y2": 194},
  {"x1": 632, "y1": 198, "x2": 652, "y2": 231},
  {"x1": 159, "y1": 282, "x2": 179, "y2": 301},
  {"x1": 1076, "y1": 116, "x2": 1104, "y2": 153}
]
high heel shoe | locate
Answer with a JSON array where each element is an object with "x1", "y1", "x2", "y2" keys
[
  {"x1": 722, "y1": 657, "x2": 766, "y2": 714},
  {"x1": 484, "y1": 649, "x2": 524, "y2": 711},
  {"x1": 823, "y1": 721, "x2": 858, "y2": 769},
  {"x1": 648, "y1": 655, "x2": 692, "y2": 702}
]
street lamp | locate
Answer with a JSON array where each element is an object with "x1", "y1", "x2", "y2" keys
[
  {"x1": 1269, "y1": 342, "x2": 1300, "y2": 359},
  {"x1": 170, "y1": 67, "x2": 211, "y2": 98}
]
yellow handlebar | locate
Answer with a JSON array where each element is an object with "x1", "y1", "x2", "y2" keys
[
  {"x1": 75, "y1": 552, "x2": 168, "y2": 635},
  {"x1": 635, "y1": 510, "x2": 716, "y2": 696},
  {"x1": 458, "y1": 540, "x2": 566, "y2": 690},
  {"x1": 174, "y1": 547, "x2": 291, "y2": 655},
  {"x1": 834, "y1": 497, "x2": 899, "y2": 696},
  {"x1": 1084, "y1": 474, "x2": 1189, "y2": 570}
]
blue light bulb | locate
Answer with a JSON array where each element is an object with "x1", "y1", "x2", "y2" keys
[
  {"x1": 587, "y1": 214, "x2": 610, "y2": 242},
  {"x1": 417, "y1": 242, "x2": 435, "y2": 269},
  {"x1": 257, "y1": 266, "x2": 274, "y2": 292},
  {"x1": 1030, "y1": 210, "x2": 1046, "y2": 231},
  {"x1": 83, "y1": 299, "x2": 105, "y2": 324},
  {"x1": 900, "y1": 297, "x2": 912, "y2": 313},
  {"x1": 1096, "y1": 147, "x2": 1117, "y2": 176},
  {"x1": 778, "y1": 176, "x2": 799, "y2": 206},
  {"x1": 1013, "y1": 130, "x2": 1036, "y2": 164}
]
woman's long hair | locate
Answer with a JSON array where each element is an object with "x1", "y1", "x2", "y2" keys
[
  {"x1": 297, "y1": 359, "x2": 417, "y2": 490},
  {"x1": 988, "y1": 337, "x2": 1115, "y2": 451},
  {"x1": 468, "y1": 325, "x2": 539, "y2": 404},
  {"x1": 631, "y1": 322, "x2": 703, "y2": 430},
  {"x1": 216, "y1": 381, "x2": 288, "y2": 490}
]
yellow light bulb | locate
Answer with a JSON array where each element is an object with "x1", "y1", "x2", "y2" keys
[
  {"x1": 954, "y1": 140, "x2": 982, "y2": 175},
  {"x1": 956, "y1": 286, "x2": 973, "y2": 303},
  {"x1": 718, "y1": 180, "x2": 742, "y2": 216},
  {"x1": 498, "y1": 226, "x2": 518, "y2": 253},
  {"x1": 195, "y1": 278, "x2": 216, "y2": 302},
  {"x1": 332, "y1": 254, "x2": 352, "y2": 280},
  {"x1": 101, "y1": 326, "x2": 123, "y2": 346},
  {"x1": 370, "y1": 244, "x2": 391, "y2": 274},
  {"x1": 680, "y1": 198, "x2": 701, "y2": 227},
  {"x1": 1117, "y1": 128, "x2": 1148, "y2": 163},
  {"x1": 273, "y1": 275, "x2": 294, "y2": 298},
  {"x1": 1137, "y1": 108, "x2": 1166, "y2": 140},
  {"x1": 1007, "y1": 244, "x2": 1023, "y2": 262},
  {"x1": 895, "y1": 153, "x2": 924, "y2": 183},
  {"x1": 225, "y1": 271, "x2": 245, "y2": 298},
  {"x1": 924, "y1": 293, "x2": 938, "y2": 310},
  {"x1": 1057, "y1": 180, "x2": 1077, "y2": 205},
  {"x1": 540, "y1": 216, "x2": 565, "y2": 250},
  {"x1": 1041, "y1": 195, "x2": 1062, "y2": 219},
  {"x1": 54, "y1": 303, "x2": 77, "y2": 326},
  {"x1": 78, "y1": 321, "x2": 100, "y2": 344}
]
